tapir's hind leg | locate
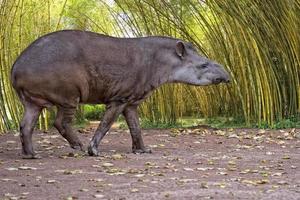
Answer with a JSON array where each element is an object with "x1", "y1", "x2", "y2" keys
[
  {"x1": 54, "y1": 106, "x2": 83, "y2": 150},
  {"x1": 20, "y1": 100, "x2": 42, "y2": 159}
]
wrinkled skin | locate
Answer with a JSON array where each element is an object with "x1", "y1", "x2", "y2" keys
[{"x1": 11, "y1": 30, "x2": 230, "y2": 158}]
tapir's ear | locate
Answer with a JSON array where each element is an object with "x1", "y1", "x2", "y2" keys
[{"x1": 175, "y1": 41, "x2": 185, "y2": 58}]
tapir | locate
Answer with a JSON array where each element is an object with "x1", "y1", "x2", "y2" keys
[{"x1": 11, "y1": 30, "x2": 230, "y2": 158}]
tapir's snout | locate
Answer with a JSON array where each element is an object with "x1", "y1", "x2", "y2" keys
[
  {"x1": 213, "y1": 63, "x2": 231, "y2": 84},
  {"x1": 224, "y1": 77, "x2": 230, "y2": 83},
  {"x1": 219, "y1": 72, "x2": 231, "y2": 83}
]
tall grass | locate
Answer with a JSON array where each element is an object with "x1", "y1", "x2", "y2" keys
[{"x1": 0, "y1": 0, "x2": 299, "y2": 132}]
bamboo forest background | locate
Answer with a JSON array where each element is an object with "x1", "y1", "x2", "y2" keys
[{"x1": 0, "y1": 0, "x2": 299, "y2": 132}]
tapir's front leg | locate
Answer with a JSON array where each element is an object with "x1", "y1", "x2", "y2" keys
[
  {"x1": 123, "y1": 105, "x2": 151, "y2": 154},
  {"x1": 88, "y1": 102, "x2": 126, "y2": 156}
]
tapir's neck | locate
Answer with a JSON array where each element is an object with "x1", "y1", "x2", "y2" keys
[
  {"x1": 149, "y1": 66, "x2": 173, "y2": 89},
  {"x1": 144, "y1": 45, "x2": 178, "y2": 88}
]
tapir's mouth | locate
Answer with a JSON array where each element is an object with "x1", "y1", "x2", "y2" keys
[
  {"x1": 213, "y1": 77, "x2": 230, "y2": 84},
  {"x1": 213, "y1": 79, "x2": 222, "y2": 84}
]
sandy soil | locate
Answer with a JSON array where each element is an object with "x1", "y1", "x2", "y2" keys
[{"x1": 0, "y1": 125, "x2": 299, "y2": 200}]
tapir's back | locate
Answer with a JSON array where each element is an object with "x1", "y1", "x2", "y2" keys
[{"x1": 12, "y1": 30, "x2": 133, "y2": 81}]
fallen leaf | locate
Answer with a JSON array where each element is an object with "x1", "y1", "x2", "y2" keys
[
  {"x1": 65, "y1": 196, "x2": 73, "y2": 200},
  {"x1": 292, "y1": 131, "x2": 300, "y2": 139},
  {"x1": 227, "y1": 167, "x2": 237, "y2": 171},
  {"x1": 111, "y1": 154, "x2": 123, "y2": 160},
  {"x1": 197, "y1": 167, "x2": 214, "y2": 171},
  {"x1": 106, "y1": 168, "x2": 126, "y2": 175},
  {"x1": 6, "y1": 167, "x2": 18, "y2": 171},
  {"x1": 47, "y1": 180, "x2": 57, "y2": 184},
  {"x1": 131, "y1": 188, "x2": 139, "y2": 193},
  {"x1": 63, "y1": 169, "x2": 82, "y2": 175},
  {"x1": 200, "y1": 182, "x2": 209, "y2": 188},
  {"x1": 207, "y1": 160, "x2": 214, "y2": 165},
  {"x1": 213, "y1": 182, "x2": 227, "y2": 188},
  {"x1": 134, "y1": 174, "x2": 145, "y2": 178},
  {"x1": 102, "y1": 162, "x2": 114, "y2": 167},
  {"x1": 242, "y1": 180, "x2": 257, "y2": 186},
  {"x1": 256, "y1": 179, "x2": 269, "y2": 184},
  {"x1": 169, "y1": 129, "x2": 180, "y2": 137},
  {"x1": 145, "y1": 162, "x2": 156, "y2": 166},
  {"x1": 183, "y1": 168, "x2": 194, "y2": 171},
  {"x1": 178, "y1": 179, "x2": 197, "y2": 183},
  {"x1": 18, "y1": 166, "x2": 37, "y2": 170},
  {"x1": 272, "y1": 172, "x2": 283, "y2": 176},
  {"x1": 260, "y1": 171, "x2": 269, "y2": 177},
  {"x1": 282, "y1": 155, "x2": 290, "y2": 159},
  {"x1": 277, "y1": 181, "x2": 288, "y2": 185},
  {"x1": 164, "y1": 193, "x2": 170, "y2": 198},
  {"x1": 228, "y1": 134, "x2": 239, "y2": 139},
  {"x1": 1, "y1": 178, "x2": 16, "y2": 182},
  {"x1": 93, "y1": 194, "x2": 105, "y2": 198},
  {"x1": 215, "y1": 130, "x2": 226, "y2": 136},
  {"x1": 217, "y1": 171, "x2": 228, "y2": 175}
]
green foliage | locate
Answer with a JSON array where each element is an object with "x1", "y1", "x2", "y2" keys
[
  {"x1": 83, "y1": 105, "x2": 106, "y2": 120},
  {"x1": 73, "y1": 119, "x2": 89, "y2": 129},
  {"x1": 273, "y1": 119, "x2": 298, "y2": 129},
  {"x1": 118, "y1": 118, "x2": 180, "y2": 129},
  {"x1": 204, "y1": 117, "x2": 246, "y2": 128},
  {"x1": 119, "y1": 116, "x2": 245, "y2": 129},
  {"x1": 75, "y1": 106, "x2": 86, "y2": 125},
  {"x1": 258, "y1": 114, "x2": 300, "y2": 129},
  {"x1": 140, "y1": 120, "x2": 178, "y2": 129}
]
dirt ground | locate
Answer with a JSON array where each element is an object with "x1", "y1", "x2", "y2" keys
[{"x1": 0, "y1": 124, "x2": 299, "y2": 200}]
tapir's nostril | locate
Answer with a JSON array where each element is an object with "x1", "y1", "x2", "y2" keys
[
  {"x1": 214, "y1": 78, "x2": 222, "y2": 84},
  {"x1": 214, "y1": 77, "x2": 230, "y2": 84}
]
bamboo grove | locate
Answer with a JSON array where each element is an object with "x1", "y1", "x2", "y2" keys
[{"x1": 0, "y1": 0, "x2": 299, "y2": 132}]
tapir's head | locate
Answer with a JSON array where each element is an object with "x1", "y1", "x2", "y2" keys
[{"x1": 170, "y1": 41, "x2": 230, "y2": 86}]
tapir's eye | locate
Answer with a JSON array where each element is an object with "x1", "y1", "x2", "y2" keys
[
  {"x1": 201, "y1": 63, "x2": 209, "y2": 68},
  {"x1": 196, "y1": 63, "x2": 209, "y2": 69}
]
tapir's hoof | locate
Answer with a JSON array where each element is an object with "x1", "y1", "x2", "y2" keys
[
  {"x1": 22, "y1": 148, "x2": 41, "y2": 159},
  {"x1": 87, "y1": 145, "x2": 100, "y2": 156},
  {"x1": 132, "y1": 148, "x2": 152, "y2": 154},
  {"x1": 22, "y1": 153, "x2": 41, "y2": 159},
  {"x1": 70, "y1": 141, "x2": 84, "y2": 151}
]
